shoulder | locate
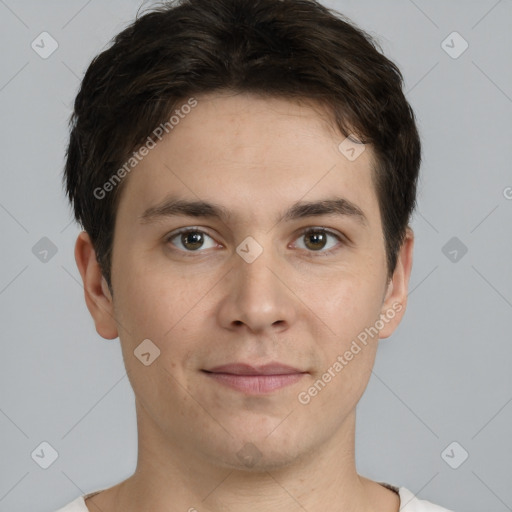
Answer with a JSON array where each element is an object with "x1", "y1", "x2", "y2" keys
[
  {"x1": 53, "y1": 495, "x2": 89, "y2": 512},
  {"x1": 398, "y1": 486, "x2": 454, "y2": 511},
  {"x1": 54, "y1": 487, "x2": 106, "y2": 512}
]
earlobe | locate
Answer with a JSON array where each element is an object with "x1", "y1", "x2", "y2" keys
[
  {"x1": 378, "y1": 227, "x2": 414, "y2": 340},
  {"x1": 74, "y1": 231, "x2": 119, "y2": 340}
]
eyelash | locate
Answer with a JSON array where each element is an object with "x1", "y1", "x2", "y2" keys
[{"x1": 165, "y1": 226, "x2": 346, "y2": 257}]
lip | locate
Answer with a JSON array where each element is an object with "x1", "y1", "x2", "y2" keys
[
  {"x1": 206, "y1": 363, "x2": 304, "y2": 375},
  {"x1": 202, "y1": 363, "x2": 308, "y2": 394}
]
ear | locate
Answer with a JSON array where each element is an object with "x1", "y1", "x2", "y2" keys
[
  {"x1": 378, "y1": 227, "x2": 414, "y2": 339},
  {"x1": 74, "y1": 231, "x2": 118, "y2": 340}
]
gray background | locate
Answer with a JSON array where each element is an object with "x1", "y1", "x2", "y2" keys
[{"x1": 0, "y1": 1, "x2": 511, "y2": 511}]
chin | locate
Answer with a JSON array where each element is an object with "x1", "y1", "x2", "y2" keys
[{"x1": 203, "y1": 430, "x2": 309, "y2": 473}]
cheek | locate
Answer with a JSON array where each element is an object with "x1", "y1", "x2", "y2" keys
[
  {"x1": 113, "y1": 266, "x2": 202, "y2": 421},
  {"x1": 303, "y1": 285, "x2": 381, "y2": 416},
  {"x1": 113, "y1": 248, "x2": 198, "y2": 339},
  {"x1": 321, "y1": 274, "x2": 384, "y2": 341},
  {"x1": 305, "y1": 274, "x2": 384, "y2": 393},
  {"x1": 112, "y1": 253, "x2": 215, "y2": 388}
]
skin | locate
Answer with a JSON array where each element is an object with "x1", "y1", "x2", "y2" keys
[{"x1": 75, "y1": 91, "x2": 413, "y2": 512}]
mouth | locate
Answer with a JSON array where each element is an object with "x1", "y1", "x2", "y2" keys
[{"x1": 202, "y1": 363, "x2": 308, "y2": 394}]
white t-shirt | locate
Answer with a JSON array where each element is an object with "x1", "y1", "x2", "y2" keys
[{"x1": 54, "y1": 482, "x2": 454, "y2": 511}]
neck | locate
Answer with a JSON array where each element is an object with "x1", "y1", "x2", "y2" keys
[{"x1": 101, "y1": 400, "x2": 381, "y2": 512}]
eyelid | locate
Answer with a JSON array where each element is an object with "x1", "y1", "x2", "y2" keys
[{"x1": 165, "y1": 226, "x2": 347, "y2": 255}]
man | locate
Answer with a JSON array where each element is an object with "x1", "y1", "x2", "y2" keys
[{"x1": 57, "y1": 0, "x2": 453, "y2": 510}]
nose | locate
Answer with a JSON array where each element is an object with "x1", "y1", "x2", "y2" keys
[{"x1": 217, "y1": 242, "x2": 298, "y2": 335}]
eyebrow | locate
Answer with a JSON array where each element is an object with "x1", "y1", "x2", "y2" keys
[{"x1": 139, "y1": 195, "x2": 368, "y2": 227}]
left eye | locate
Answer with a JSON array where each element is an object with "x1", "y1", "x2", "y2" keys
[
  {"x1": 292, "y1": 228, "x2": 343, "y2": 254},
  {"x1": 166, "y1": 227, "x2": 343, "y2": 254}
]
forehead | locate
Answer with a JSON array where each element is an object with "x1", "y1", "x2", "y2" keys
[{"x1": 116, "y1": 92, "x2": 379, "y2": 229}]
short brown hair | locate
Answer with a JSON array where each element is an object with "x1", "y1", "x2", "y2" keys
[{"x1": 63, "y1": 0, "x2": 421, "y2": 292}]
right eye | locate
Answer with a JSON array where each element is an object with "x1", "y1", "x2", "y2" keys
[{"x1": 165, "y1": 227, "x2": 220, "y2": 253}]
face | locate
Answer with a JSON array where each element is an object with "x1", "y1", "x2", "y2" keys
[{"x1": 77, "y1": 91, "x2": 413, "y2": 471}]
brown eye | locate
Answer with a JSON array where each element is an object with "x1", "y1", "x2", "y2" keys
[
  {"x1": 294, "y1": 228, "x2": 343, "y2": 255},
  {"x1": 167, "y1": 228, "x2": 217, "y2": 252},
  {"x1": 180, "y1": 231, "x2": 204, "y2": 250},
  {"x1": 304, "y1": 231, "x2": 328, "y2": 251}
]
